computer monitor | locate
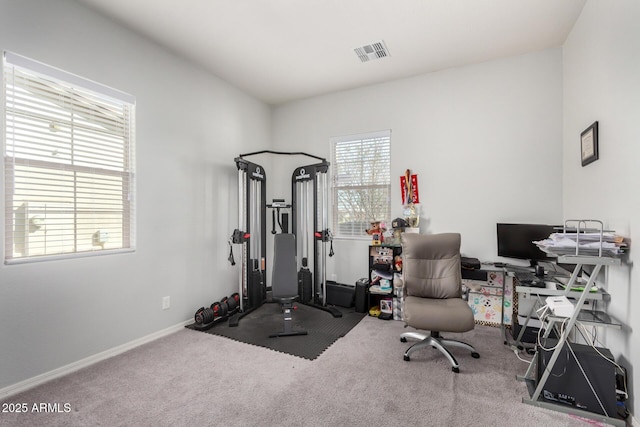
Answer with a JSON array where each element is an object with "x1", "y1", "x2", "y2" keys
[{"x1": 496, "y1": 223, "x2": 557, "y2": 266}]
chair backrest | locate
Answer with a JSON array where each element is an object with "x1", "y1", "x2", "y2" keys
[
  {"x1": 271, "y1": 233, "x2": 299, "y2": 299},
  {"x1": 401, "y1": 233, "x2": 462, "y2": 299}
]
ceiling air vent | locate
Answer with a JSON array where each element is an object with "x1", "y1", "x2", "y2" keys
[{"x1": 354, "y1": 40, "x2": 390, "y2": 62}]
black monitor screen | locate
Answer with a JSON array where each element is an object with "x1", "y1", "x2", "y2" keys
[{"x1": 496, "y1": 223, "x2": 557, "y2": 264}]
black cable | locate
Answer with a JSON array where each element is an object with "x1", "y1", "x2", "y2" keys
[
  {"x1": 328, "y1": 230, "x2": 334, "y2": 257},
  {"x1": 276, "y1": 207, "x2": 283, "y2": 233},
  {"x1": 271, "y1": 210, "x2": 277, "y2": 234},
  {"x1": 228, "y1": 240, "x2": 235, "y2": 265}
]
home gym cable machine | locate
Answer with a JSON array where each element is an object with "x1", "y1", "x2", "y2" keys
[
  {"x1": 228, "y1": 155, "x2": 267, "y2": 326},
  {"x1": 228, "y1": 150, "x2": 340, "y2": 327}
]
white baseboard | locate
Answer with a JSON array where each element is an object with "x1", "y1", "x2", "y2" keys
[{"x1": 0, "y1": 319, "x2": 191, "y2": 400}]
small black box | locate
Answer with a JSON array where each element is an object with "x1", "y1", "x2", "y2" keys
[
  {"x1": 326, "y1": 281, "x2": 355, "y2": 308},
  {"x1": 355, "y1": 278, "x2": 369, "y2": 313},
  {"x1": 461, "y1": 268, "x2": 488, "y2": 281},
  {"x1": 513, "y1": 322, "x2": 557, "y2": 344}
]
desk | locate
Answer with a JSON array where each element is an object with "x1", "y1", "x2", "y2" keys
[
  {"x1": 516, "y1": 255, "x2": 624, "y2": 426},
  {"x1": 502, "y1": 264, "x2": 569, "y2": 345},
  {"x1": 512, "y1": 277, "x2": 609, "y2": 348},
  {"x1": 463, "y1": 264, "x2": 576, "y2": 346}
]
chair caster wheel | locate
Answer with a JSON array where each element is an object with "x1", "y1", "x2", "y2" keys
[
  {"x1": 400, "y1": 337, "x2": 407, "y2": 342},
  {"x1": 471, "y1": 352, "x2": 480, "y2": 359},
  {"x1": 404, "y1": 355, "x2": 410, "y2": 361},
  {"x1": 452, "y1": 367, "x2": 460, "y2": 373}
]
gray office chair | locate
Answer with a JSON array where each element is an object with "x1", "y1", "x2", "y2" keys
[
  {"x1": 398, "y1": 233, "x2": 479, "y2": 372},
  {"x1": 269, "y1": 233, "x2": 307, "y2": 338}
]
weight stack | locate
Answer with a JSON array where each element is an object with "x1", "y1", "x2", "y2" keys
[
  {"x1": 248, "y1": 269, "x2": 264, "y2": 308},
  {"x1": 298, "y1": 267, "x2": 313, "y2": 303}
]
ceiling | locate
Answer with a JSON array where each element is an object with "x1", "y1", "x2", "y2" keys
[{"x1": 76, "y1": 0, "x2": 586, "y2": 106}]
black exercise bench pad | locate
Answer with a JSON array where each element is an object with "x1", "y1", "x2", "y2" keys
[{"x1": 187, "y1": 303, "x2": 366, "y2": 360}]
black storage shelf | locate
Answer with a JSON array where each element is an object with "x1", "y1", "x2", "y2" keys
[{"x1": 367, "y1": 245, "x2": 402, "y2": 316}]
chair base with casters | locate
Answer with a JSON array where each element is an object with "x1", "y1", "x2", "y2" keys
[{"x1": 400, "y1": 330, "x2": 479, "y2": 373}]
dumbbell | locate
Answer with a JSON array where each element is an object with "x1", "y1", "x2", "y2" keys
[
  {"x1": 227, "y1": 293, "x2": 240, "y2": 313},
  {"x1": 211, "y1": 300, "x2": 228, "y2": 318},
  {"x1": 222, "y1": 294, "x2": 240, "y2": 314},
  {"x1": 194, "y1": 307, "x2": 215, "y2": 325}
]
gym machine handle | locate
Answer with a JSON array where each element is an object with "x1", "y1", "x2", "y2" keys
[
  {"x1": 228, "y1": 229, "x2": 251, "y2": 265},
  {"x1": 231, "y1": 229, "x2": 250, "y2": 244},
  {"x1": 314, "y1": 229, "x2": 335, "y2": 257},
  {"x1": 314, "y1": 229, "x2": 332, "y2": 241}
]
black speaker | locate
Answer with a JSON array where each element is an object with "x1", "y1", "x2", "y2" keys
[
  {"x1": 537, "y1": 338, "x2": 617, "y2": 417},
  {"x1": 355, "y1": 278, "x2": 369, "y2": 313}
]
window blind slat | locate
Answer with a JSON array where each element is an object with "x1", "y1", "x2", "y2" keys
[
  {"x1": 4, "y1": 52, "x2": 135, "y2": 262},
  {"x1": 331, "y1": 131, "x2": 391, "y2": 237}
]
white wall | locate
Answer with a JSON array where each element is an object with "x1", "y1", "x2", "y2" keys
[
  {"x1": 563, "y1": 0, "x2": 640, "y2": 417},
  {"x1": 272, "y1": 49, "x2": 564, "y2": 286},
  {"x1": 5, "y1": 1, "x2": 636, "y2": 418},
  {"x1": 0, "y1": 0, "x2": 270, "y2": 390}
]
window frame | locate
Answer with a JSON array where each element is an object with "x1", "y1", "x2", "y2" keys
[
  {"x1": 3, "y1": 51, "x2": 136, "y2": 264},
  {"x1": 330, "y1": 130, "x2": 391, "y2": 239}
]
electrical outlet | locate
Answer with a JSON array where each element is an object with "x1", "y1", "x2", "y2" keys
[{"x1": 162, "y1": 296, "x2": 170, "y2": 310}]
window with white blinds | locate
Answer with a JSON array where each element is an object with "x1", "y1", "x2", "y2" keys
[
  {"x1": 3, "y1": 52, "x2": 136, "y2": 263},
  {"x1": 330, "y1": 130, "x2": 391, "y2": 237}
]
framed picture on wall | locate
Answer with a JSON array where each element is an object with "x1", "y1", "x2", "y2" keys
[{"x1": 581, "y1": 121, "x2": 599, "y2": 166}]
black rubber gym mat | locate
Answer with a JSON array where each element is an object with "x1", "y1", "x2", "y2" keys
[{"x1": 186, "y1": 303, "x2": 366, "y2": 360}]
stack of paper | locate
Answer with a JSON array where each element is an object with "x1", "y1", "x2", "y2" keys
[{"x1": 534, "y1": 232, "x2": 628, "y2": 257}]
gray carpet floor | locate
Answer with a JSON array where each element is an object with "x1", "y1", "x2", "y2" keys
[{"x1": 0, "y1": 317, "x2": 607, "y2": 426}]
